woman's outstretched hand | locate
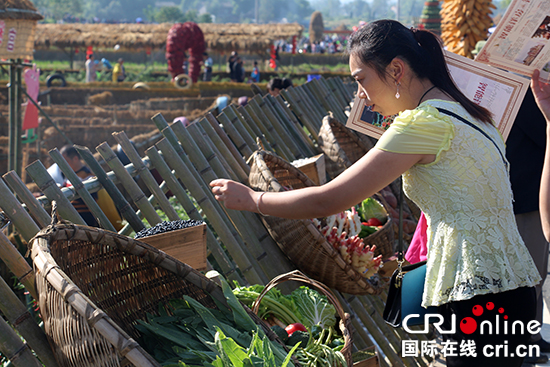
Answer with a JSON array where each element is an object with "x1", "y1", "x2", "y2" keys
[
  {"x1": 532, "y1": 69, "x2": 550, "y2": 123},
  {"x1": 210, "y1": 179, "x2": 258, "y2": 213}
]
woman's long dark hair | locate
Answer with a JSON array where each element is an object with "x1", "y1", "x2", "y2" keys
[{"x1": 347, "y1": 20, "x2": 493, "y2": 124}]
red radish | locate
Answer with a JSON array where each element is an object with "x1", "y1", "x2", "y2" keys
[{"x1": 285, "y1": 323, "x2": 307, "y2": 336}]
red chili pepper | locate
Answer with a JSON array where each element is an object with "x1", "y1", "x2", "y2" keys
[
  {"x1": 366, "y1": 218, "x2": 382, "y2": 226},
  {"x1": 285, "y1": 323, "x2": 307, "y2": 336}
]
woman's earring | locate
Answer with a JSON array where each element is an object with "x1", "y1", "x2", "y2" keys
[{"x1": 395, "y1": 82, "x2": 401, "y2": 99}]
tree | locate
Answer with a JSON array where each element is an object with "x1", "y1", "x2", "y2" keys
[
  {"x1": 150, "y1": 6, "x2": 186, "y2": 23},
  {"x1": 34, "y1": 0, "x2": 83, "y2": 20},
  {"x1": 343, "y1": 0, "x2": 371, "y2": 20}
]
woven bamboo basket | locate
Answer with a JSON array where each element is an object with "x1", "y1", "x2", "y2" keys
[
  {"x1": 317, "y1": 114, "x2": 422, "y2": 223},
  {"x1": 317, "y1": 114, "x2": 375, "y2": 180},
  {"x1": 252, "y1": 270, "x2": 353, "y2": 367},
  {"x1": 249, "y1": 150, "x2": 388, "y2": 295},
  {"x1": 30, "y1": 217, "x2": 284, "y2": 367}
]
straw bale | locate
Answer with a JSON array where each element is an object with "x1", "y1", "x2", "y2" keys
[
  {"x1": 0, "y1": 0, "x2": 43, "y2": 20},
  {"x1": 87, "y1": 91, "x2": 113, "y2": 106},
  {"x1": 34, "y1": 22, "x2": 303, "y2": 53}
]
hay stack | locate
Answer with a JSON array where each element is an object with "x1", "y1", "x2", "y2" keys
[
  {"x1": 34, "y1": 23, "x2": 304, "y2": 54},
  {"x1": 87, "y1": 91, "x2": 113, "y2": 106},
  {"x1": 309, "y1": 11, "x2": 324, "y2": 43},
  {"x1": 0, "y1": 0, "x2": 43, "y2": 20}
]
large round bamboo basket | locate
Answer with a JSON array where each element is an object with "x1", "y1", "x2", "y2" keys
[
  {"x1": 249, "y1": 150, "x2": 388, "y2": 295},
  {"x1": 31, "y1": 219, "x2": 283, "y2": 367}
]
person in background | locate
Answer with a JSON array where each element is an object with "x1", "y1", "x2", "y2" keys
[
  {"x1": 211, "y1": 20, "x2": 540, "y2": 367},
  {"x1": 266, "y1": 77, "x2": 284, "y2": 97},
  {"x1": 203, "y1": 52, "x2": 213, "y2": 81},
  {"x1": 250, "y1": 61, "x2": 260, "y2": 83},
  {"x1": 112, "y1": 58, "x2": 126, "y2": 82},
  {"x1": 228, "y1": 51, "x2": 238, "y2": 82},
  {"x1": 49, "y1": 145, "x2": 123, "y2": 230},
  {"x1": 234, "y1": 57, "x2": 245, "y2": 83},
  {"x1": 85, "y1": 53, "x2": 97, "y2": 83}
]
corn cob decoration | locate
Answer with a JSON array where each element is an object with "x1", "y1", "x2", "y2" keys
[{"x1": 440, "y1": 0, "x2": 496, "y2": 58}]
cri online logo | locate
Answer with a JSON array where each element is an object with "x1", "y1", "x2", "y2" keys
[{"x1": 403, "y1": 302, "x2": 541, "y2": 336}]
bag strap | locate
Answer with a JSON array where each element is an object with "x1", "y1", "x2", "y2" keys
[{"x1": 437, "y1": 108, "x2": 508, "y2": 169}]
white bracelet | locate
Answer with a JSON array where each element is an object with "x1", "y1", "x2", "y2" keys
[{"x1": 256, "y1": 192, "x2": 267, "y2": 216}]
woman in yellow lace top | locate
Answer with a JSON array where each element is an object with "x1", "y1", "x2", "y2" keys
[{"x1": 210, "y1": 20, "x2": 540, "y2": 366}]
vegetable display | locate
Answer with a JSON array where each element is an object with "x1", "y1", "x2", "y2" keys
[
  {"x1": 312, "y1": 204, "x2": 383, "y2": 278},
  {"x1": 135, "y1": 277, "x2": 297, "y2": 366},
  {"x1": 233, "y1": 284, "x2": 347, "y2": 367}
]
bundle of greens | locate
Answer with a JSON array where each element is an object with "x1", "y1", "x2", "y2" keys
[
  {"x1": 135, "y1": 278, "x2": 297, "y2": 367},
  {"x1": 233, "y1": 284, "x2": 347, "y2": 367}
]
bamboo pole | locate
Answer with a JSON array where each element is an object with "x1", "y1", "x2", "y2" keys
[
  {"x1": 0, "y1": 178, "x2": 41, "y2": 241},
  {"x1": 169, "y1": 120, "x2": 297, "y2": 284},
  {"x1": 264, "y1": 95, "x2": 312, "y2": 158},
  {"x1": 0, "y1": 231, "x2": 36, "y2": 300},
  {"x1": 24, "y1": 161, "x2": 87, "y2": 226},
  {"x1": 113, "y1": 131, "x2": 180, "y2": 221},
  {"x1": 117, "y1": 181, "x2": 169, "y2": 237},
  {"x1": 185, "y1": 123, "x2": 239, "y2": 182},
  {"x1": 332, "y1": 77, "x2": 355, "y2": 103},
  {"x1": 205, "y1": 113, "x2": 250, "y2": 176},
  {"x1": 334, "y1": 292, "x2": 393, "y2": 367},
  {"x1": 316, "y1": 78, "x2": 349, "y2": 123},
  {"x1": 322, "y1": 77, "x2": 348, "y2": 110},
  {"x1": 273, "y1": 95, "x2": 317, "y2": 155},
  {"x1": 219, "y1": 106, "x2": 259, "y2": 153},
  {"x1": 342, "y1": 294, "x2": 406, "y2": 367},
  {"x1": 280, "y1": 88, "x2": 320, "y2": 141},
  {"x1": 298, "y1": 84, "x2": 328, "y2": 124},
  {"x1": 75, "y1": 146, "x2": 146, "y2": 233},
  {"x1": 247, "y1": 97, "x2": 294, "y2": 161},
  {"x1": 258, "y1": 95, "x2": 304, "y2": 159},
  {"x1": 242, "y1": 103, "x2": 284, "y2": 156},
  {"x1": 0, "y1": 276, "x2": 59, "y2": 367},
  {"x1": 49, "y1": 149, "x2": 116, "y2": 232},
  {"x1": 253, "y1": 95, "x2": 301, "y2": 160},
  {"x1": 198, "y1": 117, "x2": 249, "y2": 183},
  {"x1": 308, "y1": 79, "x2": 347, "y2": 123},
  {"x1": 96, "y1": 142, "x2": 162, "y2": 227},
  {"x1": 145, "y1": 146, "x2": 246, "y2": 285},
  {"x1": 156, "y1": 138, "x2": 267, "y2": 286},
  {"x1": 0, "y1": 315, "x2": 42, "y2": 367},
  {"x1": 236, "y1": 106, "x2": 274, "y2": 152},
  {"x1": 227, "y1": 104, "x2": 273, "y2": 151},
  {"x1": 152, "y1": 114, "x2": 239, "y2": 233},
  {"x1": 216, "y1": 113, "x2": 256, "y2": 160},
  {"x1": 3, "y1": 172, "x2": 51, "y2": 229}
]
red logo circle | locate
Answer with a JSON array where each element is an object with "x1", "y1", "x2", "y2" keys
[
  {"x1": 498, "y1": 307, "x2": 505, "y2": 314},
  {"x1": 486, "y1": 302, "x2": 494, "y2": 310},
  {"x1": 460, "y1": 317, "x2": 478, "y2": 334},
  {"x1": 472, "y1": 305, "x2": 483, "y2": 316}
]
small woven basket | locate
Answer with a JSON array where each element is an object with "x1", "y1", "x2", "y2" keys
[
  {"x1": 252, "y1": 270, "x2": 353, "y2": 367},
  {"x1": 317, "y1": 114, "x2": 375, "y2": 179},
  {"x1": 249, "y1": 150, "x2": 388, "y2": 295},
  {"x1": 31, "y1": 218, "x2": 283, "y2": 367}
]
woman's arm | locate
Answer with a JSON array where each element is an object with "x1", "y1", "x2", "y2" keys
[
  {"x1": 533, "y1": 69, "x2": 550, "y2": 241},
  {"x1": 210, "y1": 148, "x2": 427, "y2": 220}
]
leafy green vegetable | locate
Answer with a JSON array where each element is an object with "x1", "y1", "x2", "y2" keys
[
  {"x1": 232, "y1": 284, "x2": 300, "y2": 326},
  {"x1": 359, "y1": 197, "x2": 387, "y2": 223},
  {"x1": 291, "y1": 286, "x2": 337, "y2": 329}
]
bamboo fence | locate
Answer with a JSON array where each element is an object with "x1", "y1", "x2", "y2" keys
[{"x1": 0, "y1": 75, "x2": 430, "y2": 367}]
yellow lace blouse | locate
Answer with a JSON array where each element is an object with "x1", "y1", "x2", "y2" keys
[{"x1": 376, "y1": 100, "x2": 541, "y2": 307}]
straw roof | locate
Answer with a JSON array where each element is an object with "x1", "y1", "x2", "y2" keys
[
  {"x1": 34, "y1": 23, "x2": 303, "y2": 53},
  {"x1": 0, "y1": 0, "x2": 43, "y2": 20}
]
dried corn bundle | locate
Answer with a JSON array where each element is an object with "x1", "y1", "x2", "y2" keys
[{"x1": 440, "y1": 0, "x2": 495, "y2": 58}]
